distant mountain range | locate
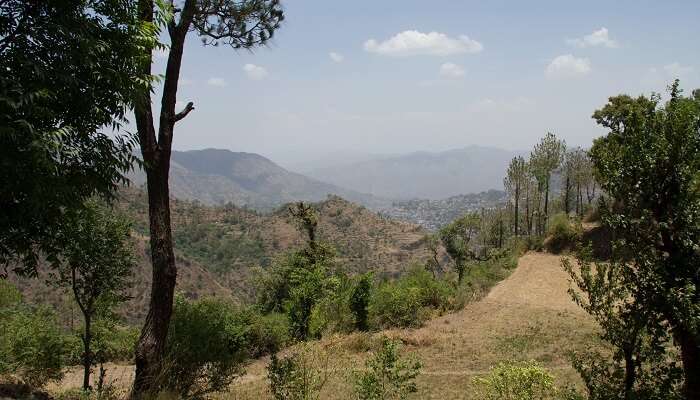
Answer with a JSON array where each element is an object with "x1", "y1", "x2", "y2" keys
[
  {"x1": 129, "y1": 146, "x2": 519, "y2": 216},
  {"x1": 129, "y1": 149, "x2": 390, "y2": 211},
  {"x1": 306, "y1": 146, "x2": 521, "y2": 200}
]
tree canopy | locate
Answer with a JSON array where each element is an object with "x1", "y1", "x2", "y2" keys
[{"x1": 0, "y1": 0, "x2": 156, "y2": 274}]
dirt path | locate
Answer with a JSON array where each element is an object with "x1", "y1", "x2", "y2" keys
[{"x1": 52, "y1": 252, "x2": 597, "y2": 399}]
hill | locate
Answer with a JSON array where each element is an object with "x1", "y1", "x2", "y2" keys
[
  {"x1": 11, "y1": 188, "x2": 433, "y2": 324},
  {"x1": 128, "y1": 149, "x2": 390, "y2": 211},
  {"x1": 117, "y1": 188, "x2": 433, "y2": 303},
  {"x1": 306, "y1": 145, "x2": 521, "y2": 200},
  {"x1": 51, "y1": 253, "x2": 601, "y2": 398}
]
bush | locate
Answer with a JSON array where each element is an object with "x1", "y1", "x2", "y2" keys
[
  {"x1": 353, "y1": 336, "x2": 422, "y2": 400},
  {"x1": 162, "y1": 296, "x2": 288, "y2": 399},
  {"x1": 308, "y1": 275, "x2": 356, "y2": 338},
  {"x1": 474, "y1": 361, "x2": 557, "y2": 400},
  {"x1": 267, "y1": 344, "x2": 328, "y2": 400},
  {"x1": 368, "y1": 266, "x2": 455, "y2": 329},
  {"x1": 0, "y1": 301, "x2": 74, "y2": 387},
  {"x1": 545, "y1": 213, "x2": 581, "y2": 253}
]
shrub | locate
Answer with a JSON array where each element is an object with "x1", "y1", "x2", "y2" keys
[
  {"x1": 267, "y1": 345, "x2": 329, "y2": 400},
  {"x1": 369, "y1": 267, "x2": 455, "y2": 329},
  {"x1": 162, "y1": 296, "x2": 287, "y2": 398},
  {"x1": 545, "y1": 213, "x2": 581, "y2": 253},
  {"x1": 353, "y1": 336, "x2": 422, "y2": 400},
  {"x1": 308, "y1": 275, "x2": 355, "y2": 338},
  {"x1": 349, "y1": 273, "x2": 372, "y2": 331},
  {"x1": 0, "y1": 302, "x2": 74, "y2": 387},
  {"x1": 474, "y1": 361, "x2": 557, "y2": 400}
]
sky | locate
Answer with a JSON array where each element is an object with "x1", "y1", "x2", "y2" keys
[{"x1": 148, "y1": 0, "x2": 700, "y2": 169}]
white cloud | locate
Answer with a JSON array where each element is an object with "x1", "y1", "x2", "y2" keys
[
  {"x1": 329, "y1": 52, "x2": 344, "y2": 63},
  {"x1": 364, "y1": 30, "x2": 483, "y2": 57},
  {"x1": 545, "y1": 54, "x2": 591, "y2": 79},
  {"x1": 206, "y1": 77, "x2": 227, "y2": 87},
  {"x1": 663, "y1": 62, "x2": 694, "y2": 77},
  {"x1": 567, "y1": 27, "x2": 618, "y2": 48},
  {"x1": 439, "y1": 62, "x2": 466, "y2": 79},
  {"x1": 243, "y1": 63, "x2": 268, "y2": 80}
]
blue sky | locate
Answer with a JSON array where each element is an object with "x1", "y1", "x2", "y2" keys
[{"x1": 151, "y1": 0, "x2": 700, "y2": 168}]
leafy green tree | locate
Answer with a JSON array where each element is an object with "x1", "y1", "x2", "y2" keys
[
  {"x1": 162, "y1": 296, "x2": 271, "y2": 399},
  {"x1": 350, "y1": 273, "x2": 373, "y2": 331},
  {"x1": 353, "y1": 336, "x2": 422, "y2": 400},
  {"x1": 563, "y1": 251, "x2": 682, "y2": 399},
  {"x1": 589, "y1": 81, "x2": 700, "y2": 397},
  {"x1": 56, "y1": 200, "x2": 136, "y2": 390},
  {"x1": 504, "y1": 156, "x2": 527, "y2": 236},
  {"x1": 530, "y1": 132, "x2": 566, "y2": 233},
  {"x1": 439, "y1": 213, "x2": 482, "y2": 284},
  {"x1": 132, "y1": 1, "x2": 284, "y2": 394},
  {"x1": 0, "y1": 281, "x2": 75, "y2": 388},
  {"x1": 0, "y1": 0, "x2": 154, "y2": 275},
  {"x1": 423, "y1": 234, "x2": 442, "y2": 278}
]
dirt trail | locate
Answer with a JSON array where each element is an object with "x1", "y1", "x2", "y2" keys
[
  {"x1": 51, "y1": 252, "x2": 597, "y2": 399},
  {"x1": 486, "y1": 252, "x2": 582, "y2": 313}
]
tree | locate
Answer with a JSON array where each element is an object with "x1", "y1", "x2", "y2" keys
[
  {"x1": 353, "y1": 337, "x2": 422, "y2": 400},
  {"x1": 563, "y1": 251, "x2": 682, "y2": 399},
  {"x1": 349, "y1": 273, "x2": 372, "y2": 332},
  {"x1": 0, "y1": 0, "x2": 153, "y2": 276},
  {"x1": 57, "y1": 200, "x2": 135, "y2": 391},
  {"x1": 423, "y1": 234, "x2": 442, "y2": 278},
  {"x1": 131, "y1": 1, "x2": 284, "y2": 395},
  {"x1": 530, "y1": 132, "x2": 566, "y2": 233},
  {"x1": 439, "y1": 213, "x2": 481, "y2": 284},
  {"x1": 504, "y1": 156, "x2": 527, "y2": 236},
  {"x1": 590, "y1": 81, "x2": 700, "y2": 398}
]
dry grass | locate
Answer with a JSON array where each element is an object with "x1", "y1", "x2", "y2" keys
[{"x1": 51, "y1": 253, "x2": 601, "y2": 399}]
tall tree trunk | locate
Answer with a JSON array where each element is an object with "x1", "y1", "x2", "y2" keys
[
  {"x1": 82, "y1": 313, "x2": 92, "y2": 391},
  {"x1": 563, "y1": 175, "x2": 570, "y2": 215},
  {"x1": 525, "y1": 188, "x2": 531, "y2": 236},
  {"x1": 623, "y1": 346, "x2": 636, "y2": 399},
  {"x1": 677, "y1": 329, "x2": 700, "y2": 399},
  {"x1": 132, "y1": 0, "x2": 194, "y2": 395},
  {"x1": 514, "y1": 184, "x2": 519, "y2": 236},
  {"x1": 543, "y1": 176, "x2": 550, "y2": 230},
  {"x1": 133, "y1": 162, "x2": 177, "y2": 395}
]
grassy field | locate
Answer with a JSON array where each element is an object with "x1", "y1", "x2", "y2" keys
[{"x1": 51, "y1": 252, "x2": 601, "y2": 399}]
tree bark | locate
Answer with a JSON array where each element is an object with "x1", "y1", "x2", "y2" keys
[
  {"x1": 623, "y1": 346, "x2": 636, "y2": 400},
  {"x1": 132, "y1": 1, "x2": 195, "y2": 396},
  {"x1": 514, "y1": 184, "x2": 519, "y2": 236},
  {"x1": 82, "y1": 313, "x2": 92, "y2": 391},
  {"x1": 543, "y1": 176, "x2": 550, "y2": 230},
  {"x1": 677, "y1": 328, "x2": 700, "y2": 399},
  {"x1": 563, "y1": 175, "x2": 570, "y2": 215}
]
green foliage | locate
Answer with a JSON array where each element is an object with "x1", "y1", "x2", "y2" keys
[
  {"x1": 545, "y1": 213, "x2": 581, "y2": 253},
  {"x1": 0, "y1": 296, "x2": 75, "y2": 387},
  {"x1": 589, "y1": 81, "x2": 700, "y2": 393},
  {"x1": 474, "y1": 361, "x2": 557, "y2": 400},
  {"x1": 563, "y1": 250, "x2": 683, "y2": 399},
  {"x1": 0, "y1": 0, "x2": 155, "y2": 273},
  {"x1": 54, "y1": 199, "x2": 136, "y2": 389},
  {"x1": 353, "y1": 336, "x2": 422, "y2": 400},
  {"x1": 267, "y1": 345, "x2": 329, "y2": 400},
  {"x1": 308, "y1": 274, "x2": 356, "y2": 338},
  {"x1": 368, "y1": 266, "x2": 455, "y2": 329},
  {"x1": 350, "y1": 273, "x2": 373, "y2": 331},
  {"x1": 162, "y1": 296, "x2": 286, "y2": 399},
  {"x1": 439, "y1": 212, "x2": 481, "y2": 283}
]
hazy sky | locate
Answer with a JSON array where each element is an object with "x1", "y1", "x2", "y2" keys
[{"x1": 149, "y1": 0, "x2": 700, "y2": 168}]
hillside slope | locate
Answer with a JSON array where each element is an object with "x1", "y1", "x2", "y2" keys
[
  {"x1": 229, "y1": 253, "x2": 599, "y2": 399},
  {"x1": 52, "y1": 253, "x2": 600, "y2": 398},
  {"x1": 117, "y1": 188, "x2": 433, "y2": 302},
  {"x1": 128, "y1": 149, "x2": 390, "y2": 210}
]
